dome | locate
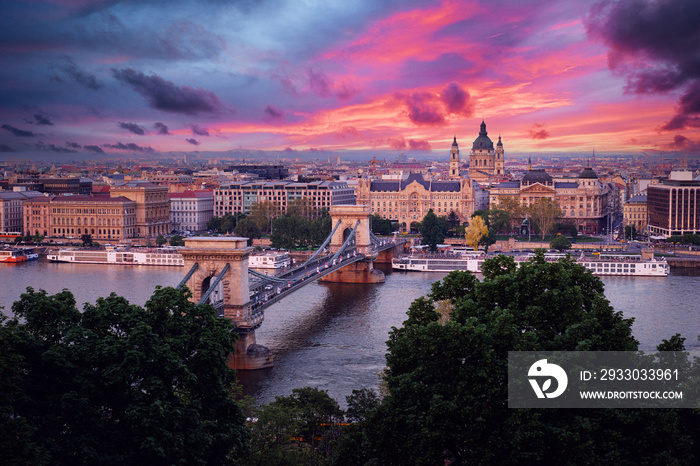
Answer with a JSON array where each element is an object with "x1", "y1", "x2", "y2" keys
[
  {"x1": 522, "y1": 169, "x2": 553, "y2": 185},
  {"x1": 472, "y1": 121, "x2": 494, "y2": 150},
  {"x1": 579, "y1": 167, "x2": 598, "y2": 179}
]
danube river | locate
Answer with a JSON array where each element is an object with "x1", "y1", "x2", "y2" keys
[{"x1": 1, "y1": 259, "x2": 699, "y2": 405}]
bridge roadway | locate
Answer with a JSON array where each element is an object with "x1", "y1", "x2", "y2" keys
[{"x1": 245, "y1": 239, "x2": 401, "y2": 324}]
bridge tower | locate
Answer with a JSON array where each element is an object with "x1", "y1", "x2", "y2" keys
[
  {"x1": 179, "y1": 237, "x2": 273, "y2": 370},
  {"x1": 320, "y1": 205, "x2": 385, "y2": 283}
]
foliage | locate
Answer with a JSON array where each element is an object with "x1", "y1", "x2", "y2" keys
[
  {"x1": 497, "y1": 196, "x2": 526, "y2": 232},
  {"x1": 370, "y1": 213, "x2": 393, "y2": 236},
  {"x1": 0, "y1": 286, "x2": 249, "y2": 465},
  {"x1": 625, "y1": 224, "x2": 637, "y2": 240},
  {"x1": 169, "y1": 234, "x2": 185, "y2": 247},
  {"x1": 667, "y1": 234, "x2": 700, "y2": 245},
  {"x1": 251, "y1": 201, "x2": 281, "y2": 234},
  {"x1": 419, "y1": 209, "x2": 445, "y2": 252},
  {"x1": 155, "y1": 234, "x2": 167, "y2": 246},
  {"x1": 243, "y1": 387, "x2": 344, "y2": 466},
  {"x1": 487, "y1": 207, "x2": 511, "y2": 234},
  {"x1": 338, "y1": 252, "x2": 700, "y2": 465},
  {"x1": 32, "y1": 233, "x2": 44, "y2": 243},
  {"x1": 527, "y1": 197, "x2": 563, "y2": 240},
  {"x1": 465, "y1": 214, "x2": 488, "y2": 250},
  {"x1": 270, "y1": 211, "x2": 331, "y2": 250},
  {"x1": 234, "y1": 218, "x2": 262, "y2": 246},
  {"x1": 208, "y1": 213, "x2": 246, "y2": 234},
  {"x1": 13, "y1": 235, "x2": 22, "y2": 244},
  {"x1": 80, "y1": 233, "x2": 92, "y2": 245},
  {"x1": 479, "y1": 228, "x2": 497, "y2": 253},
  {"x1": 286, "y1": 198, "x2": 316, "y2": 219},
  {"x1": 550, "y1": 234, "x2": 572, "y2": 251}
]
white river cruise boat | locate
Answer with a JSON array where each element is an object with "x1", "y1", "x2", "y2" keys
[
  {"x1": 392, "y1": 251, "x2": 668, "y2": 277},
  {"x1": 47, "y1": 246, "x2": 184, "y2": 266},
  {"x1": 248, "y1": 251, "x2": 291, "y2": 272}
]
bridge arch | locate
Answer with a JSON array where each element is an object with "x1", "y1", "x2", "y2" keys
[{"x1": 329, "y1": 205, "x2": 372, "y2": 254}]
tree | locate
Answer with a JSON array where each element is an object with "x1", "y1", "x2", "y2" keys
[
  {"x1": 497, "y1": 196, "x2": 525, "y2": 233},
  {"x1": 234, "y1": 218, "x2": 262, "y2": 246},
  {"x1": 32, "y1": 233, "x2": 44, "y2": 243},
  {"x1": 250, "y1": 201, "x2": 280, "y2": 234},
  {"x1": 465, "y1": 214, "x2": 488, "y2": 250},
  {"x1": 479, "y1": 228, "x2": 497, "y2": 253},
  {"x1": 487, "y1": 207, "x2": 511, "y2": 234},
  {"x1": 286, "y1": 198, "x2": 315, "y2": 219},
  {"x1": 243, "y1": 387, "x2": 344, "y2": 465},
  {"x1": 528, "y1": 197, "x2": 562, "y2": 240},
  {"x1": 208, "y1": 213, "x2": 245, "y2": 234},
  {"x1": 419, "y1": 209, "x2": 445, "y2": 252},
  {"x1": 625, "y1": 224, "x2": 637, "y2": 240},
  {"x1": 370, "y1": 213, "x2": 393, "y2": 236},
  {"x1": 155, "y1": 234, "x2": 167, "y2": 246},
  {"x1": 550, "y1": 234, "x2": 572, "y2": 251},
  {"x1": 169, "y1": 234, "x2": 185, "y2": 246},
  {"x1": 0, "y1": 286, "x2": 249, "y2": 465},
  {"x1": 343, "y1": 252, "x2": 697, "y2": 465},
  {"x1": 80, "y1": 234, "x2": 92, "y2": 246}
]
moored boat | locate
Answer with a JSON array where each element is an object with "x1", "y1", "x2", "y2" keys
[
  {"x1": 0, "y1": 248, "x2": 28, "y2": 263},
  {"x1": 47, "y1": 246, "x2": 184, "y2": 266}
]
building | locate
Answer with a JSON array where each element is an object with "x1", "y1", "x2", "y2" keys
[
  {"x1": 226, "y1": 164, "x2": 289, "y2": 180},
  {"x1": 489, "y1": 166, "x2": 613, "y2": 234},
  {"x1": 110, "y1": 183, "x2": 170, "y2": 239},
  {"x1": 169, "y1": 190, "x2": 214, "y2": 233},
  {"x1": 355, "y1": 137, "x2": 482, "y2": 230},
  {"x1": 0, "y1": 190, "x2": 43, "y2": 234},
  {"x1": 468, "y1": 121, "x2": 505, "y2": 181},
  {"x1": 647, "y1": 173, "x2": 700, "y2": 238},
  {"x1": 23, "y1": 195, "x2": 136, "y2": 241},
  {"x1": 14, "y1": 177, "x2": 92, "y2": 195},
  {"x1": 623, "y1": 195, "x2": 647, "y2": 234},
  {"x1": 214, "y1": 180, "x2": 355, "y2": 217},
  {"x1": 151, "y1": 173, "x2": 194, "y2": 184}
]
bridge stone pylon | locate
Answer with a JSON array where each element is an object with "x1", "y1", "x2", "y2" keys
[
  {"x1": 321, "y1": 205, "x2": 385, "y2": 283},
  {"x1": 179, "y1": 237, "x2": 273, "y2": 370}
]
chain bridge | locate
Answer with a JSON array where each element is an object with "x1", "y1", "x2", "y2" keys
[{"x1": 177, "y1": 205, "x2": 406, "y2": 370}]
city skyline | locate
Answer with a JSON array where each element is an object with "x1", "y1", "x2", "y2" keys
[{"x1": 1, "y1": 0, "x2": 699, "y2": 159}]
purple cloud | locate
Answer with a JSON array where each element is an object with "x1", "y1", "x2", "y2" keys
[
  {"x1": 191, "y1": 125, "x2": 209, "y2": 136},
  {"x1": 154, "y1": 122, "x2": 170, "y2": 135},
  {"x1": 441, "y1": 82, "x2": 474, "y2": 116},
  {"x1": 119, "y1": 122, "x2": 146, "y2": 135},
  {"x1": 33, "y1": 114, "x2": 54, "y2": 126},
  {"x1": 104, "y1": 142, "x2": 155, "y2": 152},
  {"x1": 2, "y1": 124, "x2": 36, "y2": 137},
  {"x1": 0, "y1": 145, "x2": 15, "y2": 152},
  {"x1": 55, "y1": 56, "x2": 104, "y2": 90},
  {"x1": 186, "y1": 138, "x2": 200, "y2": 145},
  {"x1": 586, "y1": 0, "x2": 700, "y2": 130},
  {"x1": 400, "y1": 92, "x2": 446, "y2": 126},
  {"x1": 264, "y1": 105, "x2": 284, "y2": 119},
  {"x1": 84, "y1": 145, "x2": 105, "y2": 153},
  {"x1": 528, "y1": 123, "x2": 550, "y2": 140},
  {"x1": 112, "y1": 68, "x2": 224, "y2": 115}
]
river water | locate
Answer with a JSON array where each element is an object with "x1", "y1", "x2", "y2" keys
[{"x1": 1, "y1": 259, "x2": 699, "y2": 405}]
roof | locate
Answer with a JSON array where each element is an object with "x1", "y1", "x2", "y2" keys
[
  {"x1": 554, "y1": 182, "x2": 579, "y2": 189},
  {"x1": 494, "y1": 181, "x2": 520, "y2": 189},
  {"x1": 522, "y1": 169, "x2": 552, "y2": 184},
  {"x1": 472, "y1": 121, "x2": 494, "y2": 150},
  {"x1": 26, "y1": 195, "x2": 134, "y2": 204},
  {"x1": 627, "y1": 195, "x2": 647, "y2": 203},
  {"x1": 370, "y1": 173, "x2": 460, "y2": 192},
  {"x1": 579, "y1": 167, "x2": 598, "y2": 179}
]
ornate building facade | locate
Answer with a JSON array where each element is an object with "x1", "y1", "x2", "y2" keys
[
  {"x1": 489, "y1": 166, "x2": 613, "y2": 234},
  {"x1": 356, "y1": 137, "x2": 486, "y2": 230},
  {"x1": 468, "y1": 120, "x2": 505, "y2": 181}
]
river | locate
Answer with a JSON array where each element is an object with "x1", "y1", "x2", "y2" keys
[{"x1": 1, "y1": 259, "x2": 699, "y2": 405}]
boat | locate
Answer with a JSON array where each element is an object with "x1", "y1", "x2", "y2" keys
[
  {"x1": 25, "y1": 252, "x2": 39, "y2": 260},
  {"x1": 47, "y1": 246, "x2": 184, "y2": 266},
  {"x1": 248, "y1": 251, "x2": 291, "y2": 274},
  {"x1": 391, "y1": 251, "x2": 668, "y2": 277},
  {"x1": 0, "y1": 248, "x2": 28, "y2": 263}
]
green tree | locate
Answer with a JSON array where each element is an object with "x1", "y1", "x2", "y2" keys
[
  {"x1": 487, "y1": 207, "x2": 511, "y2": 234},
  {"x1": 271, "y1": 215, "x2": 309, "y2": 249},
  {"x1": 550, "y1": 234, "x2": 572, "y2": 251},
  {"x1": 479, "y1": 228, "x2": 497, "y2": 253},
  {"x1": 286, "y1": 198, "x2": 315, "y2": 219},
  {"x1": 309, "y1": 216, "x2": 332, "y2": 246},
  {"x1": 244, "y1": 387, "x2": 344, "y2": 465},
  {"x1": 80, "y1": 233, "x2": 92, "y2": 246},
  {"x1": 625, "y1": 224, "x2": 637, "y2": 240},
  {"x1": 251, "y1": 201, "x2": 280, "y2": 234},
  {"x1": 0, "y1": 286, "x2": 249, "y2": 465},
  {"x1": 528, "y1": 197, "x2": 562, "y2": 240},
  {"x1": 155, "y1": 234, "x2": 167, "y2": 246},
  {"x1": 169, "y1": 234, "x2": 185, "y2": 246},
  {"x1": 32, "y1": 233, "x2": 44, "y2": 243},
  {"x1": 419, "y1": 209, "x2": 445, "y2": 252},
  {"x1": 234, "y1": 218, "x2": 262, "y2": 246},
  {"x1": 370, "y1": 213, "x2": 393, "y2": 236},
  {"x1": 498, "y1": 197, "x2": 525, "y2": 233},
  {"x1": 340, "y1": 252, "x2": 698, "y2": 465}
]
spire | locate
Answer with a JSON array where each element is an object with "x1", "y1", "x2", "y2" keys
[
  {"x1": 527, "y1": 155, "x2": 532, "y2": 171},
  {"x1": 480, "y1": 120, "x2": 487, "y2": 136},
  {"x1": 452, "y1": 135, "x2": 458, "y2": 145}
]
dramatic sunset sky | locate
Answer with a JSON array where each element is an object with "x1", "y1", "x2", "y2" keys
[{"x1": 1, "y1": 0, "x2": 699, "y2": 159}]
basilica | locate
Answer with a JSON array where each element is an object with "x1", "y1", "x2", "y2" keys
[{"x1": 468, "y1": 120, "x2": 505, "y2": 181}]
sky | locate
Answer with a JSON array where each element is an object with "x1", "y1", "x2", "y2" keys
[{"x1": 0, "y1": 0, "x2": 699, "y2": 160}]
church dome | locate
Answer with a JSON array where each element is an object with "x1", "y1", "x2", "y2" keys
[
  {"x1": 579, "y1": 167, "x2": 598, "y2": 179},
  {"x1": 522, "y1": 169, "x2": 552, "y2": 186},
  {"x1": 472, "y1": 121, "x2": 494, "y2": 150}
]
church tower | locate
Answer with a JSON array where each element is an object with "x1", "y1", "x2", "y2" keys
[
  {"x1": 449, "y1": 136, "x2": 460, "y2": 179},
  {"x1": 495, "y1": 135, "x2": 505, "y2": 176}
]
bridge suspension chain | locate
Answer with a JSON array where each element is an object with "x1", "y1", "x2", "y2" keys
[
  {"x1": 301, "y1": 219, "x2": 343, "y2": 267},
  {"x1": 331, "y1": 219, "x2": 360, "y2": 263},
  {"x1": 177, "y1": 262, "x2": 199, "y2": 289},
  {"x1": 198, "y1": 263, "x2": 230, "y2": 305}
]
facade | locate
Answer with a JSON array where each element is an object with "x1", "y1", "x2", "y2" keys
[
  {"x1": 647, "y1": 178, "x2": 700, "y2": 238},
  {"x1": 623, "y1": 195, "x2": 647, "y2": 234},
  {"x1": 0, "y1": 191, "x2": 42, "y2": 234},
  {"x1": 489, "y1": 167, "x2": 613, "y2": 234},
  {"x1": 15, "y1": 177, "x2": 92, "y2": 195},
  {"x1": 151, "y1": 173, "x2": 194, "y2": 184},
  {"x1": 469, "y1": 121, "x2": 505, "y2": 181},
  {"x1": 23, "y1": 195, "x2": 136, "y2": 241},
  {"x1": 169, "y1": 190, "x2": 214, "y2": 233},
  {"x1": 214, "y1": 180, "x2": 355, "y2": 217},
  {"x1": 110, "y1": 183, "x2": 170, "y2": 238}
]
